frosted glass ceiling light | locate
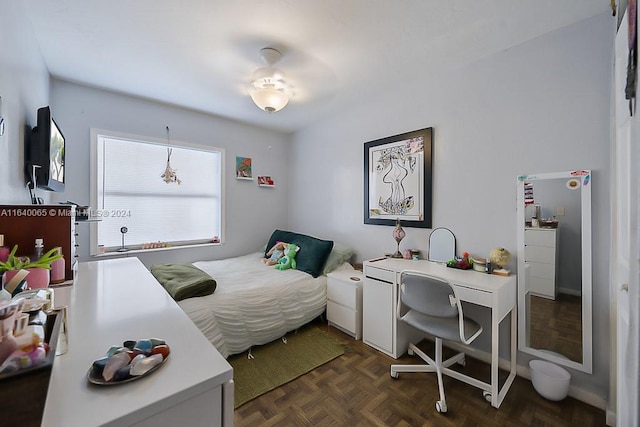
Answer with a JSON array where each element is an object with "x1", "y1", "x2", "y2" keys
[{"x1": 248, "y1": 48, "x2": 291, "y2": 113}]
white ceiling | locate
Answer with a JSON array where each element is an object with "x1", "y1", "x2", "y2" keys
[{"x1": 24, "y1": 0, "x2": 610, "y2": 134}]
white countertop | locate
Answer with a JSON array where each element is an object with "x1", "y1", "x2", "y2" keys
[
  {"x1": 42, "y1": 258, "x2": 233, "y2": 427},
  {"x1": 364, "y1": 257, "x2": 515, "y2": 294}
]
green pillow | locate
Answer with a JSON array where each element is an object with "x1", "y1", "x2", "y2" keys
[{"x1": 265, "y1": 230, "x2": 334, "y2": 278}]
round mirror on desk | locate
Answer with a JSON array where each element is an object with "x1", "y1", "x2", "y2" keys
[{"x1": 428, "y1": 228, "x2": 455, "y2": 263}]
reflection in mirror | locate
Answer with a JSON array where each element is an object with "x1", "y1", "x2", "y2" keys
[
  {"x1": 516, "y1": 170, "x2": 592, "y2": 373},
  {"x1": 428, "y1": 228, "x2": 456, "y2": 262}
]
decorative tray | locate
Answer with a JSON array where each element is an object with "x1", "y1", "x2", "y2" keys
[
  {"x1": 87, "y1": 338, "x2": 170, "y2": 386},
  {"x1": 87, "y1": 359, "x2": 166, "y2": 385}
]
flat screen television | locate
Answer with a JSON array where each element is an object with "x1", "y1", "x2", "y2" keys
[{"x1": 28, "y1": 106, "x2": 65, "y2": 192}]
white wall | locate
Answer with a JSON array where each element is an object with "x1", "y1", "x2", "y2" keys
[
  {"x1": 289, "y1": 13, "x2": 613, "y2": 399},
  {"x1": 49, "y1": 80, "x2": 291, "y2": 266},
  {"x1": 0, "y1": 1, "x2": 50, "y2": 204}
]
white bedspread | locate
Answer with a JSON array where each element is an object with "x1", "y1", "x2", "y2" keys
[{"x1": 178, "y1": 252, "x2": 343, "y2": 358}]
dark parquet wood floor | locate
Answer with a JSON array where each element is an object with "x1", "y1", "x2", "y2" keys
[
  {"x1": 234, "y1": 320, "x2": 606, "y2": 427},
  {"x1": 529, "y1": 294, "x2": 582, "y2": 363}
]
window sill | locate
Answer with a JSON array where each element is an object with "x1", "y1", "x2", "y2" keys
[{"x1": 91, "y1": 242, "x2": 221, "y2": 258}]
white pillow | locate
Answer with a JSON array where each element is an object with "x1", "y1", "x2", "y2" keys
[{"x1": 323, "y1": 242, "x2": 355, "y2": 275}]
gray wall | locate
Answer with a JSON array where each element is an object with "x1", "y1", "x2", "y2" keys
[
  {"x1": 289, "y1": 13, "x2": 613, "y2": 399},
  {"x1": 0, "y1": 1, "x2": 50, "y2": 204},
  {"x1": 49, "y1": 80, "x2": 291, "y2": 266}
]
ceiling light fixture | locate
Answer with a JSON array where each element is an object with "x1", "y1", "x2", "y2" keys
[{"x1": 248, "y1": 48, "x2": 291, "y2": 114}]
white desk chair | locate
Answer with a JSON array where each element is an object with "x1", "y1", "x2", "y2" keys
[{"x1": 390, "y1": 270, "x2": 484, "y2": 413}]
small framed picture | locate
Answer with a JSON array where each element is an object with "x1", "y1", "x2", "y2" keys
[
  {"x1": 257, "y1": 175, "x2": 275, "y2": 187},
  {"x1": 236, "y1": 156, "x2": 253, "y2": 180}
]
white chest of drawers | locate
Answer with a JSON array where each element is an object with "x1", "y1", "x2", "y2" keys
[
  {"x1": 327, "y1": 270, "x2": 363, "y2": 339},
  {"x1": 524, "y1": 227, "x2": 559, "y2": 299}
]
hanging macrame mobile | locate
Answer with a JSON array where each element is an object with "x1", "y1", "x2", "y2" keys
[{"x1": 161, "y1": 126, "x2": 181, "y2": 184}]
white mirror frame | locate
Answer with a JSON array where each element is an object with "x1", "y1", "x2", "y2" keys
[
  {"x1": 428, "y1": 227, "x2": 456, "y2": 262},
  {"x1": 516, "y1": 170, "x2": 593, "y2": 373}
]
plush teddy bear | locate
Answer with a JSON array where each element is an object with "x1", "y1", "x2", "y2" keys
[
  {"x1": 275, "y1": 243, "x2": 299, "y2": 271},
  {"x1": 262, "y1": 241, "x2": 286, "y2": 266}
]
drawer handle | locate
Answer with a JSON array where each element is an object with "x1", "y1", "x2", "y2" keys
[{"x1": 349, "y1": 277, "x2": 361, "y2": 282}]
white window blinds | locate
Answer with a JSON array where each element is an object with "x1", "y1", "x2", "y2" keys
[{"x1": 94, "y1": 133, "x2": 222, "y2": 250}]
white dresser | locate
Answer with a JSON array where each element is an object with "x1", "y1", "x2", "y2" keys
[
  {"x1": 327, "y1": 270, "x2": 363, "y2": 339},
  {"x1": 524, "y1": 227, "x2": 559, "y2": 300},
  {"x1": 43, "y1": 258, "x2": 234, "y2": 427}
]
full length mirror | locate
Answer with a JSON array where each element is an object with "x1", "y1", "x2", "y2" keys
[{"x1": 516, "y1": 170, "x2": 592, "y2": 373}]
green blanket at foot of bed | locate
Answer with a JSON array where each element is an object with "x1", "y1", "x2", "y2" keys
[{"x1": 150, "y1": 263, "x2": 217, "y2": 301}]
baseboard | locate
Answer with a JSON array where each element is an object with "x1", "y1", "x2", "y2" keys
[
  {"x1": 606, "y1": 409, "x2": 616, "y2": 426},
  {"x1": 558, "y1": 287, "x2": 581, "y2": 297},
  {"x1": 443, "y1": 341, "x2": 608, "y2": 411}
]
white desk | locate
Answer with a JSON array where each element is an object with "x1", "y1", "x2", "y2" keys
[
  {"x1": 42, "y1": 258, "x2": 234, "y2": 427},
  {"x1": 362, "y1": 258, "x2": 517, "y2": 408}
]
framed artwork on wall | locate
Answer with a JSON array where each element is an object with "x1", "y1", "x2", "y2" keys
[
  {"x1": 364, "y1": 127, "x2": 433, "y2": 228},
  {"x1": 235, "y1": 156, "x2": 253, "y2": 179},
  {"x1": 257, "y1": 175, "x2": 275, "y2": 187}
]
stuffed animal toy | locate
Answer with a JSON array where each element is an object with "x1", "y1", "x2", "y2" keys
[
  {"x1": 275, "y1": 243, "x2": 299, "y2": 271},
  {"x1": 262, "y1": 241, "x2": 286, "y2": 266}
]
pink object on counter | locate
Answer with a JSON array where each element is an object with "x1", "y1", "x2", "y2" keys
[
  {"x1": 6, "y1": 268, "x2": 50, "y2": 289},
  {"x1": 50, "y1": 248, "x2": 65, "y2": 284},
  {"x1": 0, "y1": 234, "x2": 8, "y2": 263},
  {"x1": 0, "y1": 247, "x2": 8, "y2": 263},
  {"x1": 26, "y1": 268, "x2": 50, "y2": 288}
]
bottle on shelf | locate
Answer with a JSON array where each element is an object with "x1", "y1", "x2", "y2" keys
[{"x1": 34, "y1": 238, "x2": 44, "y2": 261}]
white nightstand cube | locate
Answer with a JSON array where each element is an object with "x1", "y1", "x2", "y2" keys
[{"x1": 327, "y1": 270, "x2": 363, "y2": 339}]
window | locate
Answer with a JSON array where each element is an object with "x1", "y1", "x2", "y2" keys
[{"x1": 90, "y1": 129, "x2": 224, "y2": 254}]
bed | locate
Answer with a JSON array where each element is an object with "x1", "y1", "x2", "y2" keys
[{"x1": 155, "y1": 230, "x2": 355, "y2": 358}]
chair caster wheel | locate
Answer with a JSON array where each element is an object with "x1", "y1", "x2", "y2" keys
[
  {"x1": 390, "y1": 370, "x2": 399, "y2": 379},
  {"x1": 435, "y1": 400, "x2": 447, "y2": 413},
  {"x1": 483, "y1": 391, "x2": 492, "y2": 403}
]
